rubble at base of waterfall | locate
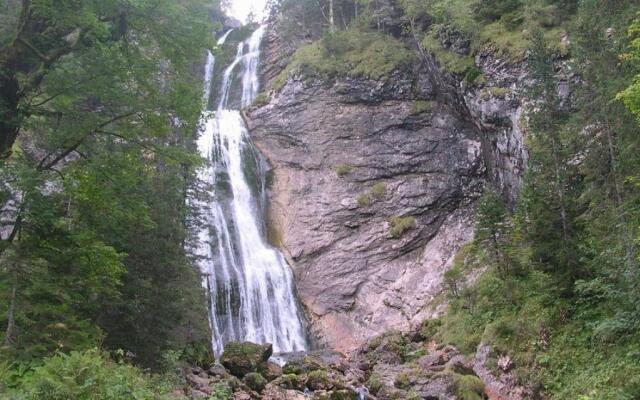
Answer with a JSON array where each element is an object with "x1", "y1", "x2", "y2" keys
[{"x1": 174, "y1": 332, "x2": 491, "y2": 400}]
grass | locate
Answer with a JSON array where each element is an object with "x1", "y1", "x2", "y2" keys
[
  {"x1": 422, "y1": 33, "x2": 475, "y2": 75},
  {"x1": 274, "y1": 28, "x2": 417, "y2": 91},
  {"x1": 334, "y1": 163, "x2": 353, "y2": 177},
  {"x1": 389, "y1": 216, "x2": 416, "y2": 238},
  {"x1": 357, "y1": 182, "x2": 387, "y2": 207},
  {"x1": 427, "y1": 239, "x2": 640, "y2": 399},
  {"x1": 251, "y1": 92, "x2": 269, "y2": 108},
  {"x1": 370, "y1": 182, "x2": 387, "y2": 199},
  {"x1": 357, "y1": 193, "x2": 372, "y2": 207},
  {"x1": 453, "y1": 375, "x2": 486, "y2": 400},
  {"x1": 394, "y1": 371, "x2": 411, "y2": 389}
]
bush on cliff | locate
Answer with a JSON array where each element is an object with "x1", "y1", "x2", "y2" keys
[{"x1": 273, "y1": 28, "x2": 416, "y2": 89}]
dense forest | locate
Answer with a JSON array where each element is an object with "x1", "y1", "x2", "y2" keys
[
  {"x1": 1, "y1": 0, "x2": 640, "y2": 399},
  {"x1": 0, "y1": 0, "x2": 223, "y2": 397}
]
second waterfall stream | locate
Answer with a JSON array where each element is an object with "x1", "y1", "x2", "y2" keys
[{"x1": 195, "y1": 26, "x2": 308, "y2": 357}]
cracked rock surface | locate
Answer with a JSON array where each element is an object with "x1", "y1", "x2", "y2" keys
[{"x1": 247, "y1": 29, "x2": 485, "y2": 353}]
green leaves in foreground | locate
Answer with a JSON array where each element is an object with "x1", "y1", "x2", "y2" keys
[{"x1": 5, "y1": 349, "x2": 174, "y2": 400}]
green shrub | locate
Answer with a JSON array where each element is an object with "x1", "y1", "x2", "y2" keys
[
  {"x1": 357, "y1": 193, "x2": 372, "y2": 207},
  {"x1": 252, "y1": 92, "x2": 269, "y2": 108},
  {"x1": 394, "y1": 371, "x2": 411, "y2": 389},
  {"x1": 366, "y1": 373, "x2": 383, "y2": 394},
  {"x1": 389, "y1": 216, "x2": 416, "y2": 238},
  {"x1": 243, "y1": 372, "x2": 267, "y2": 392},
  {"x1": 357, "y1": 182, "x2": 388, "y2": 207},
  {"x1": 9, "y1": 349, "x2": 172, "y2": 400},
  {"x1": 209, "y1": 381, "x2": 233, "y2": 400},
  {"x1": 334, "y1": 164, "x2": 353, "y2": 177},
  {"x1": 463, "y1": 67, "x2": 483, "y2": 83},
  {"x1": 422, "y1": 33, "x2": 475, "y2": 74},
  {"x1": 274, "y1": 28, "x2": 417, "y2": 88},
  {"x1": 452, "y1": 374, "x2": 486, "y2": 400},
  {"x1": 370, "y1": 182, "x2": 387, "y2": 200},
  {"x1": 420, "y1": 319, "x2": 443, "y2": 341}
]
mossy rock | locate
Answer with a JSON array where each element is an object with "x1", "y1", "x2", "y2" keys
[
  {"x1": 243, "y1": 372, "x2": 268, "y2": 392},
  {"x1": 452, "y1": 374, "x2": 487, "y2": 400},
  {"x1": 282, "y1": 355, "x2": 325, "y2": 375},
  {"x1": 313, "y1": 389, "x2": 358, "y2": 400},
  {"x1": 365, "y1": 331, "x2": 409, "y2": 364},
  {"x1": 272, "y1": 373, "x2": 307, "y2": 391},
  {"x1": 220, "y1": 341, "x2": 272, "y2": 378},
  {"x1": 306, "y1": 369, "x2": 334, "y2": 391}
]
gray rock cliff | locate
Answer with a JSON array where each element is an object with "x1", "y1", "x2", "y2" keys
[{"x1": 247, "y1": 27, "x2": 488, "y2": 353}]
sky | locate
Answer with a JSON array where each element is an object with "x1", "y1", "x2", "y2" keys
[{"x1": 223, "y1": 0, "x2": 269, "y2": 24}]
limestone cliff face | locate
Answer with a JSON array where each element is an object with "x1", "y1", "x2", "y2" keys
[{"x1": 247, "y1": 28, "x2": 488, "y2": 353}]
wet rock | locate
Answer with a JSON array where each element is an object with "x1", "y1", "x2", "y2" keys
[{"x1": 220, "y1": 342, "x2": 273, "y2": 378}]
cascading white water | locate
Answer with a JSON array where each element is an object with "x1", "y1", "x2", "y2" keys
[{"x1": 195, "y1": 26, "x2": 307, "y2": 357}]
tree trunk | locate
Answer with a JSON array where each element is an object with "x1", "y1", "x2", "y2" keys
[
  {"x1": 0, "y1": 74, "x2": 22, "y2": 160},
  {"x1": 329, "y1": 0, "x2": 335, "y2": 32},
  {"x1": 3, "y1": 267, "x2": 18, "y2": 347}
]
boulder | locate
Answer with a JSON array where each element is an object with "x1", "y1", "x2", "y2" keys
[
  {"x1": 220, "y1": 342, "x2": 273, "y2": 378},
  {"x1": 261, "y1": 384, "x2": 307, "y2": 400},
  {"x1": 264, "y1": 361, "x2": 283, "y2": 381},
  {"x1": 243, "y1": 372, "x2": 268, "y2": 392}
]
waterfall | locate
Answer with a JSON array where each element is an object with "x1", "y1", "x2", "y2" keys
[{"x1": 195, "y1": 26, "x2": 307, "y2": 358}]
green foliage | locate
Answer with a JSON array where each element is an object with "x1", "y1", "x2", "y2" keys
[
  {"x1": 389, "y1": 216, "x2": 416, "y2": 238},
  {"x1": 275, "y1": 28, "x2": 417, "y2": 87},
  {"x1": 357, "y1": 182, "x2": 387, "y2": 207},
  {"x1": 463, "y1": 67, "x2": 483, "y2": 83},
  {"x1": 419, "y1": 319, "x2": 443, "y2": 341},
  {"x1": 357, "y1": 193, "x2": 372, "y2": 207},
  {"x1": 0, "y1": 0, "x2": 212, "y2": 370},
  {"x1": 366, "y1": 373, "x2": 383, "y2": 394},
  {"x1": 393, "y1": 371, "x2": 411, "y2": 389},
  {"x1": 452, "y1": 374, "x2": 485, "y2": 400},
  {"x1": 618, "y1": 14, "x2": 640, "y2": 121},
  {"x1": 370, "y1": 182, "x2": 387, "y2": 200},
  {"x1": 251, "y1": 92, "x2": 270, "y2": 108},
  {"x1": 6, "y1": 349, "x2": 174, "y2": 400},
  {"x1": 421, "y1": 33, "x2": 475, "y2": 74},
  {"x1": 430, "y1": 10, "x2": 640, "y2": 396},
  {"x1": 208, "y1": 381, "x2": 234, "y2": 400},
  {"x1": 243, "y1": 372, "x2": 267, "y2": 392},
  {"x1": 334, "y1": 164, "x2": 353, "y2": 177}
]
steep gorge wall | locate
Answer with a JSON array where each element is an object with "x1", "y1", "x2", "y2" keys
[{"x1": 246, "y1": 23, "x2": 527, "y2": 354}]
